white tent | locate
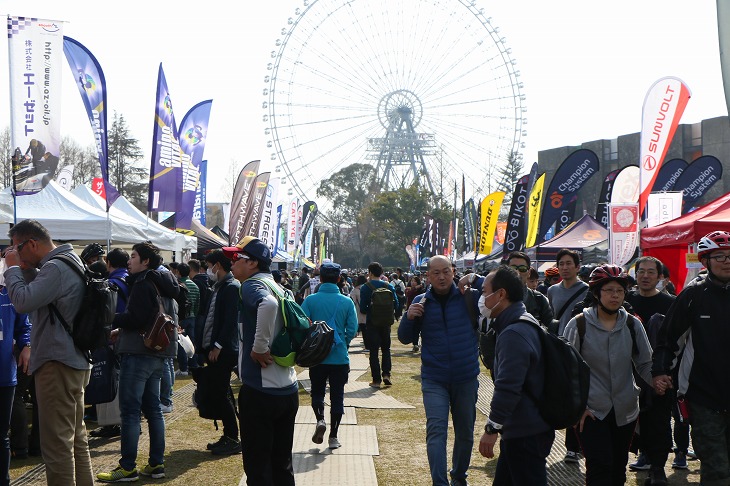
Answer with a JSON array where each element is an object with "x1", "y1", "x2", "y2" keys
[
  {"x1": 72, "y1": 185, "x2": 196, "y2": 252},
  {"x1": 0, "y1": 181, "x2": 151, "y2": 244}
]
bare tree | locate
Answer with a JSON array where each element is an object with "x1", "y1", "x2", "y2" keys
[{"x1": 0, "y1": 127, "x2": 12, "y2": 188}]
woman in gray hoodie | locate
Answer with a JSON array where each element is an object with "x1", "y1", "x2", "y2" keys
[{"x1": 562, "y1": 264, "x2": 653, "y2": 486}]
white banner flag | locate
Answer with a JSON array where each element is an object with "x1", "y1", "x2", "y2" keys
[
  {"x1": 286, "y1": 197, "x2": 299, "y2": 254},
  {"x1": 258, "y1": 177, "x2": 280, "y2": 253},
  {"x1": 647, "y1": 192, "x2": 683, "y2": 228},
  {"x1": 8, "y1": 16, "x2": 64, "y2": 193},
  {"x1": 609, "y1": 203, "x2": 639, "y2": 267}
]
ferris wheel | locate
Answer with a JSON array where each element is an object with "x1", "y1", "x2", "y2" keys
[{"x1": 264, "y1": 0, "x2": 526, "y2": 203}]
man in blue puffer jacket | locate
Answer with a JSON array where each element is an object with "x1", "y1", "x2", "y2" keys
[
  {"x1": 398, "y1": 255, "x2": 480, "y2": 486},
  {"x1": 301, "y1": 261, "x2": 358, "y2": 450}
]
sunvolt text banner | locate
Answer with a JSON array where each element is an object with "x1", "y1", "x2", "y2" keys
[{"x1": 638, "y1": 77, "x2": 691, "y2": 214}]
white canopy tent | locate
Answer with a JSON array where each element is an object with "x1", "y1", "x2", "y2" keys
[
  {"x1": 0, "y1": 181, "x2": 152, "y2": 244},
  {"x1": 72, "y1": 185, "x2": 196, "y2": 252}
]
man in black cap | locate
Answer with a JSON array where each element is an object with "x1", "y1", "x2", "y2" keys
[{"x1": 231, "y1": 236, "x2": 298, "y2": 486}]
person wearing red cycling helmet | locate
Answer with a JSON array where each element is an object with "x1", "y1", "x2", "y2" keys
[
  {"x1": 563, "y1": 264, "x2": 653, "y2": 486},
  {"x1": 653, "y1": 231, "x2": 730, "y2": 485}
]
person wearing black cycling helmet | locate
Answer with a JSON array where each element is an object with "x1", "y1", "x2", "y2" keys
[
  {"x1": 563, "y1": 264, "x2": 653, "y2": 486},
  {"x1": 578, "y1": 264, "x2": 597, "y2": 283},
  {"x1": 653, "y1": 231, "x2": 730, "y2": 485},
  {"x1": 80, "y1": 243, "x2": 105, "y2": 265}
]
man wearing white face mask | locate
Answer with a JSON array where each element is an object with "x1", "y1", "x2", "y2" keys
[
  {"x1": 478, "y1": 266, "x2": 554, "y2": 485},
  {"x1": 398, "y1": 255, "x2": 480, "y2": 486}
]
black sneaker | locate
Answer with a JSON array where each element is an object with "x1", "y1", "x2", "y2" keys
[
  {"x1": 207, "y1": 436, "x2": 226, "y2": 451},
  {"x1": 383, "y1": 375, "x2": 393, "y2": 386},
  {"x1": 211, "y1": 436, "x2": 242, "y2": 456},
  {"x1": 312, "y1": 419, "x2": 326, "y2": 444}
]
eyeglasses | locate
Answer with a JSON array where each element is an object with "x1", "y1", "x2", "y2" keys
[
  {"x1": 510, "y1": 264, "x2": 529, "y2": 273},
  {"x1": 16, "y1": 239, "x2": 34, "y2": 253},
  {"x1": 232, "y1": 253, "x2": 252, "y2": 263},
  {"x1": 708, "y1": 254, "x2": 730, "y2": 263},
  {"x1": 636, "y1": 269, "x2": 658, "y2": 276},
  {"x1": 600, "y1": 287, "x2": 625, "y2": 296}
]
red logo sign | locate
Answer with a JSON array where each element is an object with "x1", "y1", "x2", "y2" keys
[
  {"x1": 92, "y1": 178, "x2": 106, "y2": 199},
  {"x1": 643, "y1": 155, "x2": 657, "y2": 171},
  {"x1": 550, "y1": 191, "x2": 563, "y2": 209}
]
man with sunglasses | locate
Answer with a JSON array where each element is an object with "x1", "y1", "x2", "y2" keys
[
  {"x1": 653, "y1": 231, "x2": 730, "y2": 485},
  {"x1": 199, "y1": 249, "x2": 241, "y2": 456},
  {"x1": 506, "y1": 252, "x2": 553, "y2": 328},
  {"x1": 3, "y1": 220, "x2": 94, "y2": 485}
]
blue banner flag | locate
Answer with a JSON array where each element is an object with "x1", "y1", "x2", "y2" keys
[
  {"x1": 673, "y1": 155, "x2": 723, "y2": 213},
  {"x1": 63, "y1": 36, "x2": 119, "y2": 205},
  {"x1": 176, "y1": 100, "x2": 212, "y2": 229},
  {"x1": 148, "y1": 64, "x2": 182, "y2": 213},
  {"x1": 195, "y1": 160, "x2": 207, "y2": 226},
  {"x1": 596, "y1": 169, "x2": 620, "y2": 229},
  {"x1": 538, "y1": 149, "x2": 599, "y2": 243},
  {"x1": 651, "y1": 158, "x2": 687, "y2": 193}
]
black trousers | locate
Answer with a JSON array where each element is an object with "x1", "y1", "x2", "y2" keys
[
  {"x1": 638, "y1": 391, "x2": 673, "y2": 470},
  {"x1": 580, "y1": 408, "x2": 637, "y2": 486},
  {"x1": 239, "y1": 385, "x2": 298, "y2": 486},
  {"x1": 207, "y1": 358, "x2": 239, "y2": 439}
]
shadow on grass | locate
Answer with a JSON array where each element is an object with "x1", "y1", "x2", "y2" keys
[{"x1": 164, "y1": 447, "x2": 238, "y2": 480}]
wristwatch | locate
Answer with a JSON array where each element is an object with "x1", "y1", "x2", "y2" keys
[{"x1": 484, "y1": 423, "x2": 501, "y2": 435}]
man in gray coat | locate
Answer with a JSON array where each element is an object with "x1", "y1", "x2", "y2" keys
[{"x1": 3, "y1": 219, "x2": 93, "y2": 485}]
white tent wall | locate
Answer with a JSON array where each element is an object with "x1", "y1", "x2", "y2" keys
[{"x1": 71, "y1": 185, "x2": 196, "y2": 252}]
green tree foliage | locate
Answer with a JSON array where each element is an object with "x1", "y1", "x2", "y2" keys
[
  {"x1": 108, "y1": 112, "x2": 147, "y2": 210},
  {"x1": 496, "y1": 151, "x2": 524, "y2": 212},
  {"x1": 367, "y1": 184, "x2": 452, "y2": 266}
]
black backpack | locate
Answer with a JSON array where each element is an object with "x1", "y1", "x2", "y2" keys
[
  {"x1": 48, "y1": 254, "x2": 118, "y2": 362},
  {"x1": 509, "y1": 316, "x2": 591, "y2": 430},
  {"x1": 365, "y1": 281, "x2": 395, "y2": 328},
  {"x1": 175, "y1": 281, "x2": 193, "y2": 320},
  {"x1": 191, "y1": 366, "x2": 238, "y2": 428}
]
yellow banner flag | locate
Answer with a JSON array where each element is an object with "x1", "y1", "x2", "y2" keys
[
  {"x1": 526, "y1": 173, "x2": 546, "y2": 247},
  {"x1": 478, "y1": 191, "x2": 505, "y2": 255}
]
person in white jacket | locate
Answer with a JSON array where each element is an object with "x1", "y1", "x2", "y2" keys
[{"x1": 562, "y1": 264, "x2": 654, "y2": 486}]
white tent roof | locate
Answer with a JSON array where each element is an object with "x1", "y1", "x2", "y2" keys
[
  {"x1": 71, "y1": 185, "x2": 196, "y2": 252},
  {"x1": 0, "y1": 181, "x2": 151, "y2": 244}
]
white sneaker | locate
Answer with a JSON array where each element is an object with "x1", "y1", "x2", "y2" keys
[
  {"x1": 160, "y1": 403, "x2": 173, "y2": 414},
  {"x1": 328, "y1": 437, "x2": 341, "y2": 449},
  {"x1": 175, "y1": 370, "x2": 188, "y2": 377},
  {"x1": 312, "y1": 420, "x2": 326, "y2": 444},
  {"x1": 563, "y1": 451, "x2": 580, "y2": 463}
]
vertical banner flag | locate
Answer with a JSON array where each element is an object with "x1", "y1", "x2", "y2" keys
[
  {"x1": 194, "y1": 160, "x2": 207, "y2": 226},
  {"x1": 609, "y1": 203, "x2": 640, "y2": 267},
  {"x1": 244, "y1": 172, "x2": 271, "y2": 237},
  {"x1": 495, "y1": 222, "x2": 507, "y2": 245},
  {"x1": 596, "y1": 169, "x2": 620, "y2": 229},
  {"x1": 538, "y1": 149, "x2": 599, "y2": 243},
  {"x1": 647, "y1": 192, "x2": 684, "y2": 228},
  {"x1": 92, "y1": 177, "x2": 106, "y2": 200},
  {"x1": 419, "y1": 216, "x2": 433, "y2": 258},
  {"x1": 8, "y1": 16, "x2": 64, "y2": 194},
  {"x1": 304, "y1": 223, "x2": 314, "y2": 263},
  {"x1": 719, "y1": 0, "x2": 730, "y2": 119},
  {"x1": 557, "y1": 195, "x2": 579, "y2": 234},
  {"x1": 286, "y1": 197, "x2": 300, "y2": 253},
  {"x1": 324, "y1": 230, "x2": 330, "y2": 261},
  {"x1": 312, "y1": 228, "x2": 319, "y2": 265},
  {"x1": 229, "y1": 160, "x2": 260, "y2": 245},
  {"x1": 526, "y1": 173, "x2": 546, "y2": 248},
  {"x1": 502, "y1": 173, "x2": 531, "y2": 259},
  {"x1": 610, "y1": 165, "x2": 640, "y2": 204},
  {"x1": 60, "y1": 41, "x2": 108, "y2": 199},
  {"x1": 148, "y1": 64, "x2": 182, "y2": 213},
  {"x1": 273, "y1": 204, "x2": 283, "y2": 255},
  {"x1": 638, "y1": 77, "x2": 691, "y2": 215},
  {"x1": 672, "y1": 155, "x2": 723, "y2": 213},
  {"x1": 258, "y1": 177, "x2": 280, "y2": 254},
  {"x1": 177, "y1": 100, "x2": 213, "y2": 229},
  {"x1": 463, "y1": 198, "x2": 477, "y2": 253},
  {"x1": 299, "y1": 201, "x2": 318, "y2": 247},
  {"x1": 446, "y1": 221, "x2": 454, "y2": 257},
  {"x1": 63, "y1": 36, "x2": 119, "y2": 205},
  {"x1": 405, "y1": 244, "x2": 416, "y2": 270},
  {"x1": 478, "y1": 192, "x2": 505, "y2": 255},
  {"x1": 319, "y1": 231, "x2": 327, "y2": 264},
  {"x1": 651, "y1": 158, "x2": 687, "y2": 193},
  {"x1": 56, "y1": 165, "x2": 74, "y2": 191}
]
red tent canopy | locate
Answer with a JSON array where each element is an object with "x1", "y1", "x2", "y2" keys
[{"x1": 640, "y1": 191, "x2": 730, "y2": 292}]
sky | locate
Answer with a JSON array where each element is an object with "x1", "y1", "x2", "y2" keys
[{"x1": 0, "y1": 0, "x2": 726, "y2": 207}]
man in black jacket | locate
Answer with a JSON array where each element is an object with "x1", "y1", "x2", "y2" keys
[
  {"x1": 200, "y1": 250, "x2": 241, "y2": 455},
  {"x1": 97, "y1": 241, "x2": 179, "y2": 482}
]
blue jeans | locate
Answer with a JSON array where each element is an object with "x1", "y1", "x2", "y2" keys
[
  {"x1": 118, "y1": 354, "x2": 165, "y2": 470},
  {"x1": 421, "y1": 377, "x2": 478, "y2": 486},
  {"x1": 160, "y1": 357, "x2": 174, "y2": 407}
]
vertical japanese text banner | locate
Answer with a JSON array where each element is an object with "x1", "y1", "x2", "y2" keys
[{"x1": 608, "y1": 203, "x2": 639, "y2": 267}]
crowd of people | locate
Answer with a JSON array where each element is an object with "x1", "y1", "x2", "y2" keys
[{"x1": 1, "y1": 218, "x2": 730, "y2": 486}]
